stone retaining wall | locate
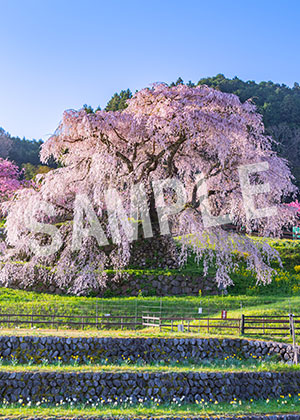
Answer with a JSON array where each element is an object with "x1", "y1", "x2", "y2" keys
[
  {"x1": 0, "y1": 336, "x2": 297, "y2": 364},
  {"x1": 107, "y1": 272, "x2": 219, "y2": 297},
  {"x1": 1, "y1": 269, "x2": 218, "y2": 297},
  {"x1": 0, "y1": 370, "x2": 299, "y2": 404}
]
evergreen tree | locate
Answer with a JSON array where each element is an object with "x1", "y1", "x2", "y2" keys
[{"x1": 105, "y1": 89, "x2": 132, "y2": 111}]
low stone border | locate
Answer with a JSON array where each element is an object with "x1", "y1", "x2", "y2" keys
[
  {"x1": 0, "y1": 370, "x2": 299, "y2": 403},
  {"x1": 0, "y1": 336, "x2": 297, "y2": 364}
]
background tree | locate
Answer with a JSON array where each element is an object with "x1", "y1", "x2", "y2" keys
[
  {"x1": 0, "y1": 129, "x2": 55, "y2": 173},
  {"x1": 105, "y1": 89, "x2": 132, "y2": 111},
  {"x1": 8, "y1": 137, "x2": 43, "y2": 167},
  {"x1": 0, "y1": 129, "x2": 13, "y2": 159},
  {"x1": 1, "y1": 84, "x2": 296, "y2": 295}
]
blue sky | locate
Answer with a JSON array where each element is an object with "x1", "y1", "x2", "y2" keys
[{"x1": 0, "y1": 0, "x2": 299, "y2": 140}]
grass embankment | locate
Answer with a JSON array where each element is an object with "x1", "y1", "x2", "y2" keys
[
  {"x1": 0, "y1": 359, "x2": 298, "y2": 374},
  {"x1": 0, "y1": 292, "x2": 299, "y2": 339},
  {"x1": 228, "y1": 237, "x2": 300, "y2": 296},
  {"x1": 0, "y1": 397, "x2": 299, "y2": 417},
  {"x1": 0, "y1": 287, "x2": 299, "y2": 316}
]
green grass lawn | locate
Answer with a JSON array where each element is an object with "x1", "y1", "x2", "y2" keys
[
  {"x1": 0, "y1": 291, "x2": 299, "y2": 340},
  {"x1": 0, "y1": 291, "x2": 298, "y2": 318},
  {"x1": 0, "y1": 397, "x2": 299, "y2": 417},
  {"x1": 0, "y1": 287, "x2": 297, "y2": 314},
  {"x1": 0, "y1": 359, "x2": 298, "y2": 373}
]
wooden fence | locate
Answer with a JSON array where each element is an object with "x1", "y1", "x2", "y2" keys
[
  {"x1": 0, "y1": 311, "x2": 299, "y2": 337},
  {"x1": 241, "y1": 314, "x2": 300, "y2": 336},
  {"x1": 143, "y1": 314, "x2": 300, "y2": 337},
  {"x1": 0, "y1": 313, "x2": 142, "y2": 330},
  {"x1": 142, "y1": 315, "x2": 241, "y2": 333}
]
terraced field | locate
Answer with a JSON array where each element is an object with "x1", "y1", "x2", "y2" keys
[{"x1": 0, "y1": 336, "x2": 298, "y2": 418}]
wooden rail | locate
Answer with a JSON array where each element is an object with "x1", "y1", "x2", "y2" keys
[
  {"x1": 0, "y1": 311, "x2": 299, "y2": 336},
  {"x1": 0, "y1": 313, "x2": 142, "y2": 330},
  {"x1": 143, "y1": 314, "x2": 300, "y2": 336},
  {"x1": 142, "y1": 315, "x2": 241, "y2": 333},
  {"x1": 241, "y1": 315, "x2": 300, "y2": 336}
]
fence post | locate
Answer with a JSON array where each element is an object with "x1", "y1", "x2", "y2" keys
[
  {"x1": 135, "y1": 299, "x2": 138, "y2": 330},
  {"x1": 289, "y1": 313, "x2": 298, "y2": 365},
  {"x1": 241, "y1": 314, "x2": 245, "y2": 335}
]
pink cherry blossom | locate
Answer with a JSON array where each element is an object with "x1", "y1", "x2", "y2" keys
[
  {"x1": 0, "y1": 158, "x2": 24, "y2": 202},
  {"x1": 1, "y1": 84, "x2": 297, "y2": 294}
]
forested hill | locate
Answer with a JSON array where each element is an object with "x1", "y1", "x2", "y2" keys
[
  {"x1": 197, "y1": 74, "x2": 300, "y2": 127},
  {"x1": 0, "y1": 128, "x2": 42, "y2": 166},
  {"x1": 0, "y1": 128, "x2": 53, "y2": 179}
]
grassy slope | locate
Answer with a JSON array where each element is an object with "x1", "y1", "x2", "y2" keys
[
  {"x1": 0, "y1": 290, "x2": 298, "y2": 317},
  {"x1": 228, "y1": 237, "x2": 300, "y2": 296}
]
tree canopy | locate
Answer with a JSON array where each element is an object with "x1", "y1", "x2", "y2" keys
[
  {"x1": 2, "y1": 75, "x2": 300, "y2": 187},
  {"x1": 106, "y1": 76, "x2": 300, "y2": 189},
  {"x1": 1, "y1": 84, "x2": 296, "y2": 295}
]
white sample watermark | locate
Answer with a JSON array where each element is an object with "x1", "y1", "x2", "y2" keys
[{"x1": 23, "y1": 161, "x2": 277, "y2": 257}]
